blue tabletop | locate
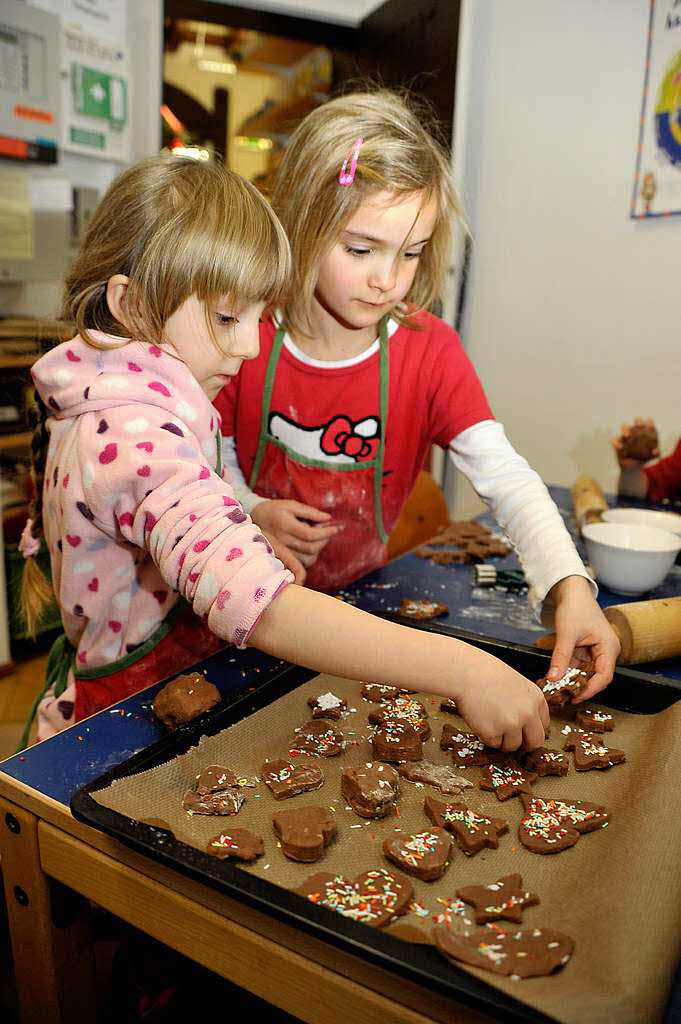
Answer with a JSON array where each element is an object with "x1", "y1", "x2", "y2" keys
[{"x1": 3, "y1": 485, "x2": 680, "y2": 806}]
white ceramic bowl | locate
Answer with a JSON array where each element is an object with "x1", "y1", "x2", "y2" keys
[
  {"x1": 602, "y1": 507, "x2": 681, "y2": 537},
  {"x1": 582, "y1": 522, "x2": 681, "y2": 596}
]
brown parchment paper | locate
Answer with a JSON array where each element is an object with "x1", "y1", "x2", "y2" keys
[{"x1": 93, "y1": 673, "x2": 681, "y2": 1024}]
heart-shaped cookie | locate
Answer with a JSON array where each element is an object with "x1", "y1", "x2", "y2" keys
[
  {"x1": 382, "y1": 827, "x2": 452, "y2": 881},
  {"x1": 434, "y1": 924, "x2": 574, "y2": 978},
  {"x1": 341, "y1": 762, "x2": 400, "y2": 818},
  {"x1": 297, "y1": 867, "x2": 413, "y2": 928},
  {"x1": 519, "y1": 794, "x2": 609, "y2": 854},
  {"x1": 262, "y1": 759, "x2": 324, "y2": 800},
  {"x1": 272, "y1": 805, "x2": 337, "y2": 862}
]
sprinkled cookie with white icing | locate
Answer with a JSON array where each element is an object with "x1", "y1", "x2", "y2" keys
[
  {"x1": 307, "y1": 691, "x2": 348, "y2": 720},
  {"x1": 534, "y1": 667, "x2": 589, "y2": 708}
]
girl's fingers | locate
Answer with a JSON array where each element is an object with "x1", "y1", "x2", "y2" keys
[
  {"x1": 288, "y1": 520, "x2": 339, "y2": 542},
  {"x1": 500, "y1": 728, "x2": 523, "y2": 752},
  {"x1": 522, "y1": 717, "x2": 546, "y2": 751},
  {"x1": 288, "y1": 502, "x2": 333, "y2": 522}
]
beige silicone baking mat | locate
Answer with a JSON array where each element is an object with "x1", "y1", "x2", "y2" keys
[{"x1": 92, "y1": 672, "x2": 681, "y2": 1024}]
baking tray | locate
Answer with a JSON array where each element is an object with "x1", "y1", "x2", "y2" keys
[{"x1": 71, "y1": 625, "x2": 681, "y2": 1024}]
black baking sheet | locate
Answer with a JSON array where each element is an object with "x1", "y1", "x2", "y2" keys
[{"x1": 71, "y1": 626, "x2": 681, "y2": 1024}]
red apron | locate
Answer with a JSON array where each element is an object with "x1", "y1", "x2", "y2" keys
[{"x1": 248, "y1": 322, "x2": 390, "y2": 591}]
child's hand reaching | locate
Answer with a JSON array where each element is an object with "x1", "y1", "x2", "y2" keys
[
  {"x1": 545, "y1": 576, "x2": 620, "y2": 702},
  {"x1": 252, "y1": 499, "x2": 341, "y2": 568},
  {"x1": 455, "y1": 659, "x2": 550, "y2": 751},
  {"x1": 612, "y1": 417, "x2": 659, "y2": 469}
]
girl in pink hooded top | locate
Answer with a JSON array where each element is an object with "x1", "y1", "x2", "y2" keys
[{"x1": 21, "y1": 155, "x2": 558, "y2": 752}]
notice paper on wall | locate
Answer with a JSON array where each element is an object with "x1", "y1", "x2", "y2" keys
[
  {"x1": 631, "y1": 0, "x2": 681, "y2": 218},
  {"x1": 26, "y1": 0, "x2": 130, "y2": 161},
  {"x1": 0, "y1": 169, "x2": 34, "y2": 260}
]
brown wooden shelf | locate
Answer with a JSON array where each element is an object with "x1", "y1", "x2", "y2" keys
[
  {"x1": 0, "y1": 432, "x2": 32, "y2": 451},
  {"x1": 0, "y1": 356, "x2": 38, "y2": 369}
]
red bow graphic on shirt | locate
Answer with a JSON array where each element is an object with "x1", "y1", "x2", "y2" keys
[{"x1": 320, "y1": 415, "x2": 379, "y2": 462}]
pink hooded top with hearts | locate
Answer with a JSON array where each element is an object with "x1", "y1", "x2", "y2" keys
[{"x1": 31, "y1": 332, "x2": 293, "y2": 672}]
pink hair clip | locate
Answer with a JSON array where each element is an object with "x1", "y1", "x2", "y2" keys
[{"x1": 338, "y1": 137, "x2": 364, "y2": 186}]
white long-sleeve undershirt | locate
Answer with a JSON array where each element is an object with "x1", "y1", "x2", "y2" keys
[{"x1": 221, "y1": 419, "x2": 594, "y2": 625}]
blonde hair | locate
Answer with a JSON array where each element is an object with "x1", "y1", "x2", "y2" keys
[
  {"x1": 22, "y1": 155, "x2": 291, "y2": 638},
  {"x1": 272, "y1": 89, "x2": 463, "y2": 338},
  {"x1": 64, "y1": 154, "x2": 291, "y2": 344}
]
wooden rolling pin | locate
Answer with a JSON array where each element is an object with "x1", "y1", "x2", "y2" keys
[
  {"x1": 604, "y1": 597, "x2": 681, "y2": 664},
  {"x1": 571, "y1": 475, "x2": 607, "y2": 530},
  {"x1": 536, "y1": 596, "x2": 681, "y2": 665}
]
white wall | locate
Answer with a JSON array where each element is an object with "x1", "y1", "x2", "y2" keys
[{"x1": 449, "y1": 0, "x2": 680, "y2": 517}]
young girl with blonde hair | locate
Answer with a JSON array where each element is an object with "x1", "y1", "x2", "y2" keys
[
  {"x1": 21, "y1": 153, "x2": 551, "y2": 750},
  {"x1": 215, "y1": 89, "x2": 619, "y2": 697}
]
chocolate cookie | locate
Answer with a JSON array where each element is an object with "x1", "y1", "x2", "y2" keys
[
  {"x1": 397, "y1": 760, "x2": 473, "y2": 795},
  {"x1": 398, "y1": 598, "x2": 449, "y2": 620},
  {"x1": 297, "y1": 868, "x2": 413, "y2": 928},
  {"x1": 153, "y1": 672, "x2": 220, "y2": 729},
  {"x1": 307, "y1": 692, "x2": 347, "y2": 720},
  {"x1": 361, "y1": 682, "x2": 402, "y2": 702},
  {"x1": 371, "y1": 720, "x2": 423, "y2": 762},
  {"x1": 193, "y1": 765, "x2": 239, "y2": 795},
  {"x1": 574, "y1": 707, "x2": 615, "y2": 733},
  {"x1": 206, "y1": 827, "x2": 264, "y2": 862},
  {"x1": 382, "y1": 828, "x2": 452, "y2": 881},
  {"x1": 341, "y1": 763, "x2": 400, "y2": 818},
  {"x1": 424, "y1": 794, "x2": 508, "y2": 856},
  {"x1": 182, "y1": 787, "x2": 244, "y2": 816},
  {"x1": 563, "y1": 732, "x2": 626, "y2": 771},
  {"x1": 272, "y1": 805, "x2": 337, "y2": 862},
  {"x1": 439, "y1": 698, "x2": 459, "y2": 714},
  {"x1": 519, "y1": 794, "x2": 609, "y2": 854},
  {"x1": 456, "y1": 874, "x2": 539, "y2": 924},
  {"x1": 440, "y1": 725, "x2": 489, "y2": 766},
  {"x1": 534, "y1": 667, "x2": 589, "y2": 708},
  {"x1": 523, "y1": 747, "x2": 569, "y2": 777},
  {"x1": 429, "y1": 550, "x2": 469, "y2": 565},
  {"x1": 290, "y1": 720, "x2": 346, "y2": 757},
  {"x1": 433, "y1": 924, "x2": 574, "y2": 978},
  {"x1": 369, "y1": 697, "x2": 431, "y2": 740},
  {"x1": 262, "y1": 759, "x2": 324, "y2": 800},
  {"x1": 480, "y1": 761, "x2": 537, "y2": 801}
]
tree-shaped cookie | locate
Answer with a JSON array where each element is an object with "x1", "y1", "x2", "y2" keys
[
  {"x1": 424, "y1": 794, "x2": 508, "y2": 855},
  {"x1": 534, "y1": 667, "x2": 589, "y2": 708},
  {"x1": 563, "y1": 732, "x2": 626, "y2": 771},
  {"x1": 456, "y1": 873, "x2": 540, "y2": 924}
]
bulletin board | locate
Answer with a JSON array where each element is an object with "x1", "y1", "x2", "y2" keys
[{"x1": 631, "y1": 0, "x2": 681, "y2": 218}]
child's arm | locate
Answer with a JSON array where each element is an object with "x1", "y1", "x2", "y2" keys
[
  {"x1": 448, "y1": 420, "x2": 619, "y2": 695},
  {"x1": 250, "y1": 584, "x2": 550, "y2": 751},
  {"x1": 221, "y1": 434, "x2": 337, "y2": 569}
]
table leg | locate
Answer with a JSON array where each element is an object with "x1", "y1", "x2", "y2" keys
[{"x1": 0, "y1": 797, "x2": 98, "y2": 1024}]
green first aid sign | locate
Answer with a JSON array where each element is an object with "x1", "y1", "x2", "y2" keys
[{"x1": 72, "y1": 63, "x2": 127, "y2": 130}]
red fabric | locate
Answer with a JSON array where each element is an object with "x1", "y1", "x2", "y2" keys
[
  {"x1": 73, "y1": 607, "x2": 225, "y2": 723},
  {"x1": 644, "y1": 439, "x2": 681, "y2": 504},
  {"x1": 214, "y1": 311, "x2": 493, "y2": 589},
  {"x1": 251, "y1": 446, "x2": 385, "y2": 590}
]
